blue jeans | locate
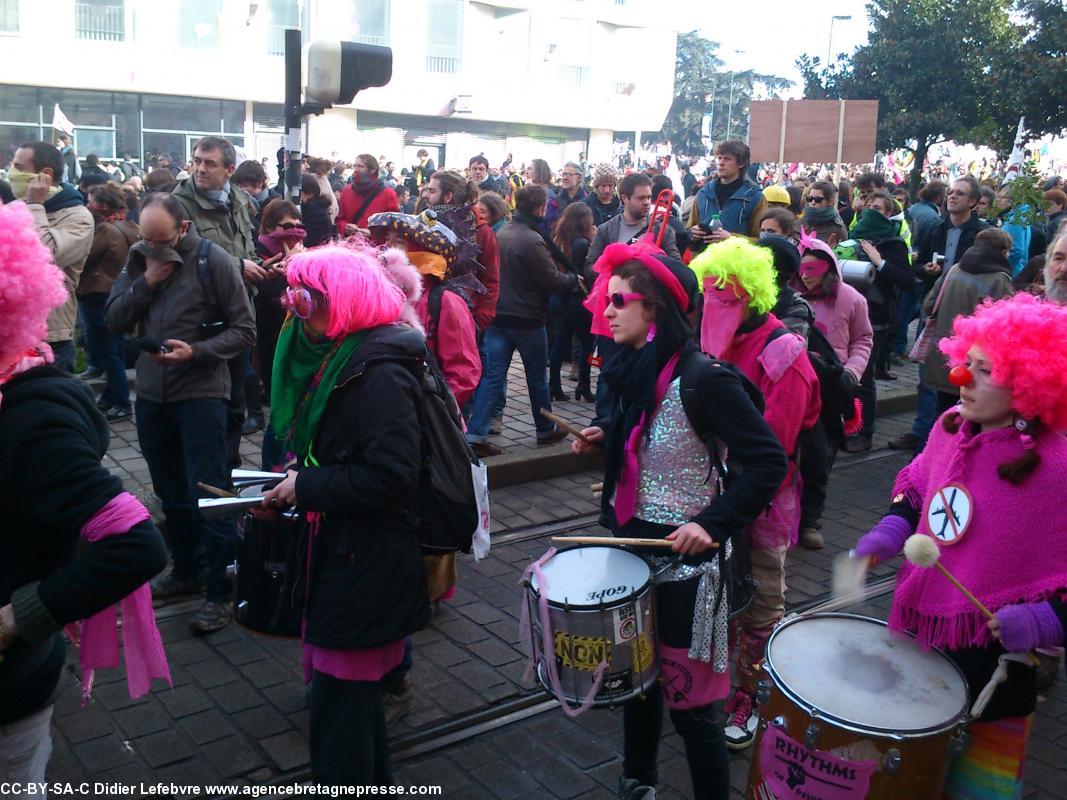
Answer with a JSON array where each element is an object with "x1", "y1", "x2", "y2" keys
[
  {"x1": 78, "y1": 293, "x2": 130, "y2": 409},
  {"x1": 468, "y1": 325, "x2": 555, "y2": 443},
  {"x1": 49, "y1": 340, "x2": 75, "y2": 373},
  {"x1": 549, "y1": 294, "x2": 594, "y2": 390},
  {"x1": 911, "y1": 364, "x2": 940, "y2": 452},
  {"x1": 136, "y1": 397, "x2": 236, "y2": 602}
]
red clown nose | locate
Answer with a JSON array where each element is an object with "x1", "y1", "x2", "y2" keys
[{"x1": 949, "y1": 366, "x2": 973, "y2": 387}]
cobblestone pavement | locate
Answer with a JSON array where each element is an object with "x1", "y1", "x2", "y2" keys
[{"x1": 51, "y1": 395, "x2": 1064, "y2": 798}]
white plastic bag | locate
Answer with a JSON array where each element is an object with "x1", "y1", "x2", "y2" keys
[{"x1": 471, "y1": 462, "x2": 491, "y2": 560}]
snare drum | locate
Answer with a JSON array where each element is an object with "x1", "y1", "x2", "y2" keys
[
  {"x1": 525, "y1": 545, "x2": 657, "y2": 707},
  {"x1": 233, "y1": 483, "x2": 305, "y2": 637},
  {"x1": 748, "y1": 613, "x2": 970, "y2": 800}
]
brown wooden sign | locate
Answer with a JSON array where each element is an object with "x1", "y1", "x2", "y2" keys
[{"x1": 748, "y1": 99, "x2": 879, "y2": 164}]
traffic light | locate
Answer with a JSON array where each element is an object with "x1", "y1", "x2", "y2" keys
[{"x1": 305, "y1": 41, "x2": 393, "y2": 106}]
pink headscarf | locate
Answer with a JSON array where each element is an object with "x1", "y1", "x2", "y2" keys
[{"x1": 583, "y1": 242, "x2": 689, "y2": 337}]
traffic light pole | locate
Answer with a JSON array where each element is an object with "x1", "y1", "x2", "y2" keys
[{"x1": 283, "y1": 28, "x2": 303, "y2": 203}]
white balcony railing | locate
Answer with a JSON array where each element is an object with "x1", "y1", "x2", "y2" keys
[{"x1": 75, "y1": 3, "x2": 124, "y2": 41}]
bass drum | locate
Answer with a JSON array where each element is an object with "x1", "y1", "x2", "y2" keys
[
  {"x1": 748, "y1": 613, "x2": 970, "y2": 800},
  {"x1": 233, "y1": 483, "x2": 305, "y2": 637}
]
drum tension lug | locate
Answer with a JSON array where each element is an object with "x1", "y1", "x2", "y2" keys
[
  {"x1": 770, "y1": 715, "x2": 786, "y2": 729},
  {"x1": 948, "y1": 731, "x2": 970, "y2": 758},
  {"x1": 804, "y1": 720, "x2": 820, "y2": 750},
  {"x1": 755, "y1": 680, "x2": 771, "y2": 705},
  {"x1": 883, "y1": 747, "x2": 902, "y2": 775}
]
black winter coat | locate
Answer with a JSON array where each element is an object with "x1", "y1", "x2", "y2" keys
[
  {"x1": 860, "y1": 238, "x2": 914, "y2": 325},
  {"x1": 0, "y1": 367, "x2": 167, "y2": 723},
  {"x1": 301, "y1": 199, "x2": 335, "y2": 248},
  {"x1": 295, "y1": 325, "x2": 431, "y2": 649}
]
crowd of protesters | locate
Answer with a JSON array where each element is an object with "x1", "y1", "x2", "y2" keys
[{"x1": 2, "y1": 131, "x2": 1066, "y2": 798}]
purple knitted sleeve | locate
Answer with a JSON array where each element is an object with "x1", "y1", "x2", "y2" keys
[
  {"x1": 996, "y1": 602, "x2": 1065, "y2": 653},
  {"x1": 855, "y1": 514, "x2": 914, "y2": 561}
]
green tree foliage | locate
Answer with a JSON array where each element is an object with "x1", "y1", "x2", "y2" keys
[
  {"x1": 658, "y1": 31, "x2": 792, "y2": 154},
  {"x1": 797, "y1": 0, "x2": 1067, "y2": 191},
  {"x1": 981, "y1": 0, "x2": 1067, "y2": 153}
]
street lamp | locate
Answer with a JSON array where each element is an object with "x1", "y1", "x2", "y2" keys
[
  {"x1": 725, "y1": 49, "x2": 745, "y2": 142},
  {"x1": 827, "y1": 14, "x2": 852, "y2": 72}
]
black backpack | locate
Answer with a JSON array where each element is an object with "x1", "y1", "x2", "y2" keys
[
  {"x1": 368, "y1": 350, "x2": 481, "y2": 555},
  {"x1": 678, "y1": 352, "x2": 765, "y2": 620}
]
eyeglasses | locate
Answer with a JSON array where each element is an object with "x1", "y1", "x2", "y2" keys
[
  {"x1": 609, "y1": 291, "x2": 645, "y2": 309},
  {"x1": 561, "y1": 172, "x2": 581, "y2": 178},
  {"x1": 284, "y1": 286, "x2": 316, "y2": 320},
  {"x1": 806, "y1": 194, "x2": 827, "y2": 204},
  {"x1": 946, "y1": 189, "x2": 970, "y2": 197}
]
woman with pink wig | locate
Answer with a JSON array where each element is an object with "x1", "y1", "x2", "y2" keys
[
  {"x1": 256, "y1": 242, "x2": 431, "y2": 787},
  {"x1": 856, "y1": 294, "x2": 1067, "y2": 799},
  {"x1": 0, "y1": 201, "x2": 169, "y2": 795}
]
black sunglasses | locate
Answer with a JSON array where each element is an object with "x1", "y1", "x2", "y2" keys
[{"x1": 806, "y1": 195, "x2": 827, "y2": 203}]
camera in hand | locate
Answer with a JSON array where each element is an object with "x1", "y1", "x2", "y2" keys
[{"x1": 134, "y1": 336, "x2": 171, "y2": 354}]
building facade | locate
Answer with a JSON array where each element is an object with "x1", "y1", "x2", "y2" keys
[{"x1": 0, "y1": 0, "x2": 677, "y2": 173}]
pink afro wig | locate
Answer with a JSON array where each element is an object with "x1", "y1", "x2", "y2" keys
[
  {"x1": 939, "y1": 293, "x2": 1067, "y2": 431},
  {"x1": 377, "y1": 247, "x2": 424, "y2": 333},
  {"x1": 285, "y1": 240, "x2": 405, "y2": 339},
  {"x1": 0, "y1": 202, "x2": 68, "y2": 369}
]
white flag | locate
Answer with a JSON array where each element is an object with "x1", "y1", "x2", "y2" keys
[
  {"x1": 52, "y1": 104, "x2": 75, "y2": 136},
  {"x1": 1003, "y1": 116, "x2": 1026, "y2": 185}
]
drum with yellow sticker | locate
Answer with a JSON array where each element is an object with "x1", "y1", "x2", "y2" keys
[{"x1": 525, "y1": 545, "x2": 658, "y2": 706}]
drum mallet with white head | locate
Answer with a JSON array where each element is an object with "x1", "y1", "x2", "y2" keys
[{"x1": 903, "y1": 534, "x2": 1040, "y2": 666}]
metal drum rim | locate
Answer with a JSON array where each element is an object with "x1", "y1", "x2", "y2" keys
[
  {"x1": 763, "y1": 612, "x2": 971, "y2": 739},
  {"x1": 527, "y1": 544, "x2": 653, "y2": 610}
]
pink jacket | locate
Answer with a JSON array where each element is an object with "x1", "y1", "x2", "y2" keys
[
  {"x1": 414, "y1": 279, "x2": 482, "y2": 408},
  {"x1": 805, "y1": 283, "x2": 873, "y2": 381}
]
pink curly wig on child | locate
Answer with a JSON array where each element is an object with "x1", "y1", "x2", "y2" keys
[
  {"x1": 285, "y1": 240, "x2": 406, "y2": 339},
  {"x1": 940, "y1": 293, "x2": 1067, "y2": 431},
  {"x1": 377, "y1": 246, "x2": 424, "y2": 333},
  {"x1": 0, "y1": 202, "x2": 68, "y2": 371}
]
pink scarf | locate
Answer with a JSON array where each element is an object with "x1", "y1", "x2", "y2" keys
[
  {"x1": 66, "y1": 492, "x2": 172, "y2": 702},
  {"x1": 613, "y1": 351, "x2": 681, "y2": 525},
  {"x1": 699, "y1": 278, "x2": 748, "y2": 359}
]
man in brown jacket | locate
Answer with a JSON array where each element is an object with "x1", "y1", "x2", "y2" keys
[
  {"x1": 10, "y1": 141, "x2": 94, "y2": 371},
  {"x1": 78, "y1": 184, "x2": 139, "y2": 419}
]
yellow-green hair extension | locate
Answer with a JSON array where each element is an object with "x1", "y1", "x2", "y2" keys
[{"x1": 688, "y1": 237, "x2": 778, "y2": 314}]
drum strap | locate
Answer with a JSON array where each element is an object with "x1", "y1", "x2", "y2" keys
[{"x1": 519, "y1": 549, "x2": 609, "y2": 717}]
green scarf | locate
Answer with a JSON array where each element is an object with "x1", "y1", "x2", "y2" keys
[
  {"x1": 849, "y1": 208, "x2": 900, "y2": 243},
  {"x1": 270, "y1": 316, "x2": 365, "y2": 461}
]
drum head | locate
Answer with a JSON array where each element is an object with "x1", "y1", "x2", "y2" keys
[
  {"x1": 766, "y1": 614, "x2": 968, "y2": 735},
  {"x1": 531, "y1": 546, "x2": 650, "y2": 608}
]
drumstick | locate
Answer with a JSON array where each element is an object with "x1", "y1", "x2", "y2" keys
[
  {"x1": 539, "y1": 409, "x2": 590, "y2": 444},
  {"x1": 198, "y1": 482, "x2": 236, "y2": 499},
  {"x1": 904, "y1": 535, "x2": 1040, "y2": 666},
  {"x1": 551, "y1": 535, "x2": 718, "y2": 550}
]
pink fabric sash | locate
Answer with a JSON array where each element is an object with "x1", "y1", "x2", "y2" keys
[
  {"x1": 67, "y1": 492, "x2": 172, "y2": 703},
  {"x1": 614, "y1": 351, "x2": 681, "y2": 525},
  {"x1": 658, "y1": 643, "x2": 730, "y2": 709}
]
